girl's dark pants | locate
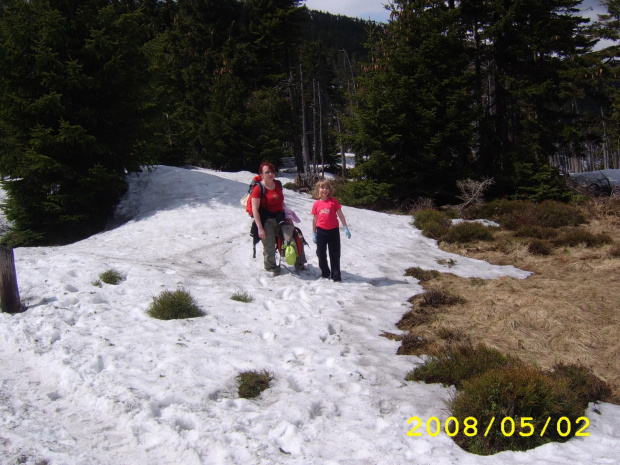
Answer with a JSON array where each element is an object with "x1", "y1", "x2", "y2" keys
[{"x1": 316, "y1": 227, "x2": 341, "y2": 281}]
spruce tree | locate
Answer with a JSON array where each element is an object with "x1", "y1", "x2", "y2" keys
[
  {"x1": 462, "y1": 0, "x2": 593, "y2": 199},
  {"x1": 0, "y1": 0, "x2": 154, "y2": 244},
  {"x1": 159, "y1": 0, "x2": 305, "y2": 171},
  {"x1": 350, "y1": 0, "x2": 475, "y2": 203}
]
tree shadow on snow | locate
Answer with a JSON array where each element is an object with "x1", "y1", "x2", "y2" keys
[
  {"x1": 107, "y1": 166, "x2": 251, "y2": 229},
  {"x1": 287, "y1": 265, "x2": 408, "y2": 286}
]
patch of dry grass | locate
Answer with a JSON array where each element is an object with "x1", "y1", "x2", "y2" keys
[{"x1": 398, "y1": 201, "x2": 620, "y2": 402}]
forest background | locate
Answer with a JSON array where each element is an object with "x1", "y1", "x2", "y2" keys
[{"x1": 1, "y1": 0, "x2": 620, "y2": 246}]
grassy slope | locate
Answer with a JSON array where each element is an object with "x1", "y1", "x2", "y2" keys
[{"x1": 395, "y1": 198, "x2": 620, "y2": 401}]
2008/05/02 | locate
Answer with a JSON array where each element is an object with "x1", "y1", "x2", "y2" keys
[{"x1": 407, "y1": 416, "x2": 590, "y2": 438}]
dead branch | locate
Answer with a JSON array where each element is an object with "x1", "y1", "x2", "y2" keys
[{"x1": 455, "y1": 178, "x2": 495, "y2": 214}]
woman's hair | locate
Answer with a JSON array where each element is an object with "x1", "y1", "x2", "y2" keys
[
  {"x1": 314, "y1": 180, "x2": 335, "y2": 199},
  {"x1": 258, "y1": 162, "x2": 276, "y2": 175}
]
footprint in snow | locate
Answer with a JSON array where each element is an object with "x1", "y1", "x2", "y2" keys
[
  {"x1": 308, "y1": 400, "x2": 332, "y2": 419},
  {"x1": 287, "y1": 376, "x2": 304, "y2": 393}
]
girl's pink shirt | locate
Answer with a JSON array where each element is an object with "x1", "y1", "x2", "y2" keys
[{"x1": 311, "y1": 197, "x2": 342, "y2": 230}]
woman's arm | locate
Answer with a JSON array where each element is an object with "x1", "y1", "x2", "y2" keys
[{"x1": 252, "y1": 197, "x2": 266, "y2": 239}]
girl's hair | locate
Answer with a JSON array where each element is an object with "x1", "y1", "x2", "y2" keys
[
  {"x1": 258, "y1": 162, "x2": 276, "y2": 175},
  {"x1": 314, "y1": 180, "x2": 335, "y2": 199}
]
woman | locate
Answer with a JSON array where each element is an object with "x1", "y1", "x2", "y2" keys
[{"x1": 251, "y1": 162, "x2": 285, "y2": 275}]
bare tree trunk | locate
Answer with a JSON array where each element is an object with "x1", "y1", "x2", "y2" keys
[
  {"x1": 602, "y1": 109, "x2": 610, "y2": 170},
  {"x1": 318, "y1": 83, "x2": 324, "y2": 179},
  {"x1": 0, "y1": 245, "x2": 21, "y2": 313},
  {"x1": 341, "y1": 49, "x2": 357, "y2": 98},
  {"x1": 299, "y1": 64, "x2": 311, "y2": 175},
  {"x1": 288, "y1": 70, "x2": 304, "y2": 173},
  {"x1": 312, "y1": 78, "x2": 318, "y2": 172},
  {"x1": 336, "y1": 115, "x2": 347, "y2": 178}
]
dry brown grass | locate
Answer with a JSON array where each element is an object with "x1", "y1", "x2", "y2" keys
[{"x1": 397, "y1": 200, "x2": 620, "y2": 402}]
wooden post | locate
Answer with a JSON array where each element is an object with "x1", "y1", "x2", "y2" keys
[{"x1": 0, "y1": 245, "x2": 21, "y2": 313}]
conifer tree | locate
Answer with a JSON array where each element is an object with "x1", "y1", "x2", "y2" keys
[
  {"x1": 462, "y1": 0, "x2": 593, "y2": 199},
  {"x1": 584, "y1": 0, "x2": 620, "y2": 171},
  {"x1": 0, "y1": 0, "x2": 154, "y2": 244},
  {"x1": 350, "y1": 0, "x2": 475, "y2": 202}
]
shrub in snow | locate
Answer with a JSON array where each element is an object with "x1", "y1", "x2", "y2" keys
[
  {"x1": 397, "y1": 306, "x2": 434, "y2": 329},
  {"x1": 396, "y1": 334, "x2": 429, "y2": 355},
  {"x1": 406, "y1": 343, "x2": 517, "y2": 390},
  {"x1": 450, "y1": 364, "x2": 587, "y2": 455},
  {"x1": 408, "y1": 344, "x2": 612, "y2": 455},
  {"x1": 404, "y1": 267, "x2": 439, "y2": 283},
  {"x1": 147, "y1": 289, "x2": 204, "y2": 320},
  {"x1": 237, "y1": 370, "x2": 272, "y2": 399},
  {"x1": 230, "y1": 291, "x2": 253, "y2": 303},
  {"x1": 412, "y1": 285, "x2": 465, "y2": 309},
  {"x1": 413, "y1": 209, "x2": 452, "y2": 239},
  {"x1": 98, "y1": 269, "x2": 125, "y2": 285}
]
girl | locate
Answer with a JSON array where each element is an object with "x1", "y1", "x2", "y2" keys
[{"x1": 311, "y1": 180, "x2": 351, "y2": 282}]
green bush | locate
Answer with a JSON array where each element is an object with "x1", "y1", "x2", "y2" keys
[
  {"x1": 407, "y1": 345, "x2": 611, "y2": 455},
  {"x1": 414, "y1": 285, "x2": 465, "y2": 308},
  {"x1": 147, "y1": 289, "x2": 204, "y2": 320},
  {"x1": 527, "y1": 239, "x2": 553, "y2": 256},
  {"x1": 98, "y1": 269, "x2": 125, "y2": 285},
  {"x1": 514, "y1": 225, "x2": 558, "y2": 239},
  {"x1": 237, "y1": 370, "x2": 273, "y2": 398},
  {"x1": 552, "y1": 228, "x2": 613, "y2": 248},
  {"x1": 467, "y1": 200, "x2": 586, "y2": 230},
  {"x1": 397, "y1": 306, "x2": 434, "y2": 329},
  {"x1": 551, "y1": 363, "x2": 612, "y2": 408},
  {"x1": 404, "y1": 267, "x2": 440, "y2": 282},
  {"x1": 406, "y1": 343, "x2": 518, "y2": 390},
  {"x1": 450, "y1": 364, "x2": 584, "y2": 455},
  {"x1": 413, "y1": 209, "x2": 452, "y2": 239},
  {"x1": 465, "y1": 198, "x2": 524, "y2": 220},
  {"x1": 442, "y1": 221, "x2": 496, "y2": 243},
  {"x1": 396, "y1": 334, "x2": 429, "y2": 354},
  {"x1": 231, "y1": 291, "x2": 253, "y2": 303}
]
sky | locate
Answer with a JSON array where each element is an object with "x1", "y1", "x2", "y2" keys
[
  {"x1": 1, "y1": 164, "x2": 619, "y2": 464},
  {"x1": 302, "y1": 0, "x2": 608, "y2": 23},
  {"x1": 303, "y1": 0, "x2": 392, "y2": 22}
]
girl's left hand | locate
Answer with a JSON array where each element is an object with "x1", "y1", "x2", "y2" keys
[{"x1": 344, "y1": 226, "x2": 351, "y2": 239}]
